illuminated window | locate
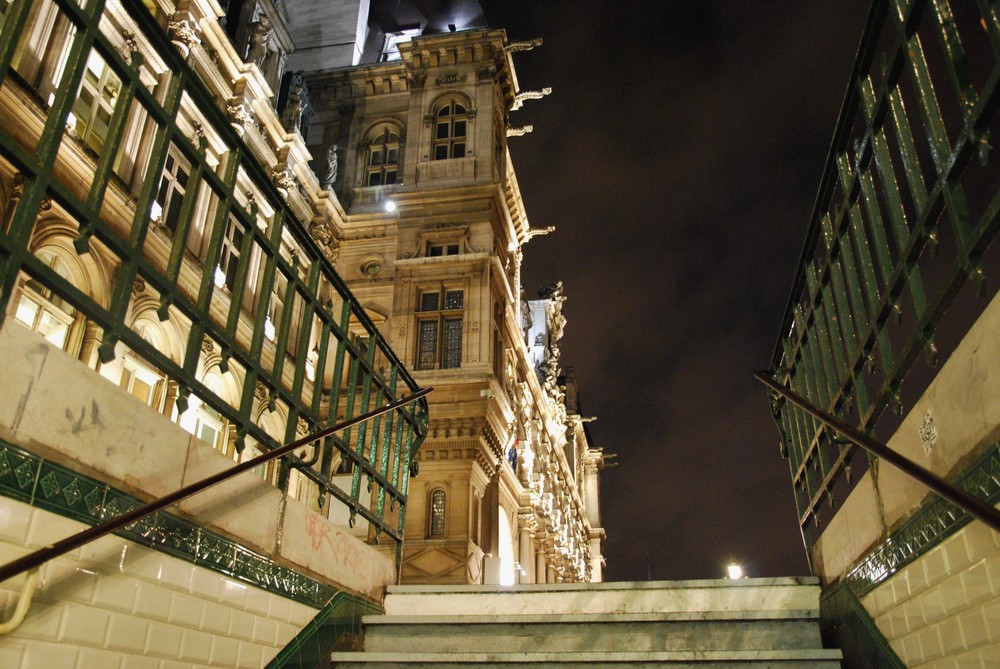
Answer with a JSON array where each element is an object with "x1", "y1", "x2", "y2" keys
[
  {"x1": 215, "y1": 217, "x2": 245, "y2": 291},
  {"x1": 152, "y1": 148, "x2": 190, "y2": 233},
  {"x1": 432, "y1": 100, "x2": 467, "y2": 160},
  {"x1": 416, "y1": 288, "x2": 463, "y2": 370},
  {"x1": 13, "y1": 251, "x2": 75, "y2": 349},
  {"x1": 366, "y1": 127, "x2": 400, "y2": 187},
  {"x1": 178, "y1": 395, "x2": 228, "y2": 453},
  {"x1": 430, "y1": 489, "x2": 446, "y2": 536},
  {"x1": 119, "y1": 357, "x2": 165, "y2": 411},
  {"x1": 71, "y1": 51, "x2": 121, "y2": 153}
]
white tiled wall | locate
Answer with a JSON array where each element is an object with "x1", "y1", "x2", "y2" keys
[
  {"x1": 862, "y1": 516, "x2": 1000, "y2": 668},
  {"x1": 0, "y1": 498, "x2": 318, "y2": 669}
]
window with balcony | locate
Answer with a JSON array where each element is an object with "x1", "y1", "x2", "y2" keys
[
  {"x1": 365, "y1": 126, "x2": 400, "y2": 187},
  {"x1": 432, "y1": 99, "x2": 468, "y2": 160},
  {"x1": 416, "y1": 288, "x2": 463, "y2": 370}
]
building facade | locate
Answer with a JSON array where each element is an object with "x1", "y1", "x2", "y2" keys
[
  {"x1": 298, "y1": 4, "x2": 606, "y2": 584},
  {"x1": 0, "y1": 2, "x2": 600, "y2": 661}
]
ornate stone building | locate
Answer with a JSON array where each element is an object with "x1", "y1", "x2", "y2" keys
[{"x1": 300, "y1": 4, "x2": 607, "y2": 584}]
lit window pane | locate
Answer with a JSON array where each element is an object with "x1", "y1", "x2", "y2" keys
[
  {"x1": 14, "y1": 296, "x2": 40, "y2": 328},
  {"x1": 445, "y1": 290, "x2": 463, "y2": 309},
  {"x1": 37, "y1": 310, "x2": 69, "y2": 347}
]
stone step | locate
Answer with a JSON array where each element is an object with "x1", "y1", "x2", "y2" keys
[
  {"x1": 329, "y1": 649, "x2": 844, "y2": 668},
  {"x1": 383, "y1": 578, "x2": 821, "y2": 617},
  {"x1": 362, "y1": 613, "x2": 823, "y2": 653}
]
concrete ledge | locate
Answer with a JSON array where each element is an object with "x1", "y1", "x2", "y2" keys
[
  {"x1": 362, "y1": 611, "x2": 822, "y2": 625},
  {"x1": 329, "y1": 649, "x2": 844, "y2": 662},
  {"x1": 383, "y1": 579, "x2": 821, "y2": 616},
  {"x1": 0, "y1": 322, "x2": 394, "y2": 601},
  {"x1": 388, "y1": 577, "x2": 819, "y2": 593}
]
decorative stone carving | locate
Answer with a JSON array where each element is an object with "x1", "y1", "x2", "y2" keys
[
  {"x1": 132, "y1": 277, "x2": 145, "y2": 295},
  {"x1": 273, "y1": 168, "x2": 296, "y2": 198},
  {"x1": 506, "y1": 125, "x2": 533, "y2": 138},
  {"x1": 254, "y1": 381, "x2": 267, "y2": 400},
  {"x1": 505, "y1": 38, "x2": 543, "y2": 53},
  {"x1": 322, "y1": 143, "x2": 338, "y2": 190},
  {"x1": 281, "y1": 73, "x2": 312, "y2": 134},
  {"x1": 227, "y1": 97, "x2": 254, "y2": 137},
  {"x1": 167, "y1": 13, "x2": 201, "y2": 59},
  {"x1": 246, "y1": 16, "x2": 272, "y2": 66},
  {"x1": 919, "y1": 410, "x2": 938, "y2": 456},
  {"x1": 512, "y1": 87, "x2": 552, "y2": 110},
  {"x1": 201, "y1": 336, "x2": 215, "y2": 354},
  {"x1": 408, "y1": 70, "x2": 427, "y2": 89},
  {"x1": 309, "y1": 219, "x2": 338, "y2": 262},
  {"x1": 435, "y1": 71, "x2": 467, "y2": 86}
]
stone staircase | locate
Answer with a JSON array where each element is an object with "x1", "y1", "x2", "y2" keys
[{"x1": 329, "y1": 577, "x2": 842, "y2": 667}]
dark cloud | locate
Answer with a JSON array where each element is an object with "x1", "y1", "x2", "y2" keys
[{"x1": 482, "y1": 1, "x2": 871, "y2": 580}]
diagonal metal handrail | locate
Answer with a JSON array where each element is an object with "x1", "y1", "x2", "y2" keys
[
  {"x1": 756, "y1": 372, "x2": 1000, "y2": 534},
  {"x1": 0, "y1": 386, "x2": 433, "y2": 584}
]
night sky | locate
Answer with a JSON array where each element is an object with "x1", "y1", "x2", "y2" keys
[{"x1": 478, "y1": 1, "x2": 873, "y2": 582}]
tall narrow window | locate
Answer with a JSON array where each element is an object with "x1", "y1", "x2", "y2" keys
[
  {"x1": 432, "y1": 100, "x2": 467, "y2": 160},
  {"x1": 366, "y1": 127, "x2": 400, "y2": 186},
  {"x1": 215, "y1": 217, "x2": 245, "y2": 291},
  {"x1": 430, "y1": 489, "x2": 446, "y2": 536},
  {"x1": 416, "y1": 288, "x2": 463, "y2": 370},
  {"x1": 152, "y1": 148, "x2": 190, "y2": 233},
  {"x1": 71, "y1": 51, "x2": 121, "y2": 153}
]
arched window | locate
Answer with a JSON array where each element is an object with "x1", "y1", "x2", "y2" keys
[
  {"x1": 429, "y1": 488, "x2": 446, "y2": 536},
  {"x1": 366, "y1": 126, "x2": 401, "y2": 187},
  {"x1": 432, "y1": 100, "x2": 467, "y2": 160}
]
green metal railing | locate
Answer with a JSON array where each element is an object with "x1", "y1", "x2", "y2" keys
[
  {"x1": 0, "y1": 0, "x2": 427, "y2": 555},
  {"x1": 767, "y1": 0, "x2": 1000, "y2": 549}
]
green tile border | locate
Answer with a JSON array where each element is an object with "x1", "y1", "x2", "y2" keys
[
  {"x1": 844, "y1": 439, "x2": 1000, "y2": 598},
  {"x1": 0, "y1": 439, "x2": 344, "y2": 608},
  {"x1": 265, "y1": 591, "x2": 382, "y2": 668}
]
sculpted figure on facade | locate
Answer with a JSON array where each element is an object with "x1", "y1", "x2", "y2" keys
[
  {"x1": 247, "y1": 16, "x2": 272, "y2": 66},
  {"x1": 282, "y1": 74, "x2": 312, "y2": 134},
  {"x1": 322, "y1": 143, "x2": 338, "y2": 190}
]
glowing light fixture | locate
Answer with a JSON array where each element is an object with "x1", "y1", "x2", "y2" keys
[
  {"x1": 384, "y1": 199, "x2": 397, "y2": 213},
  {"x1": 726, "y1": 563, "x2": 744, "y2": 580}
]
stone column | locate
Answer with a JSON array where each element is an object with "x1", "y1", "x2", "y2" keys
[
  {"x1": 535, "y1": 544, "x2": 546, "y2": 584},
  {"x1": 584, "y1": 463, "x2": 601, "y2": 526},
  {"x1": 590, "y1": 535, "x2": 603, "y2": 582},
  {"x1": 518, "y1": 524, "x2": 533, "y2": 584},
  {"x1": 77, "y1": 320, "x2": 102, "y2": 370},
  {"x1": 481, "y1": 476, "x2": 502, "y2": 584}
]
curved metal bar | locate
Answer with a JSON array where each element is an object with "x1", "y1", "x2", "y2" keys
[
  {"x1": 0, "y1": 386, "x2": 433, "y2": 584},
  {"x1": 756, "y1": 372, "x2": 1000, "y2": 534}
]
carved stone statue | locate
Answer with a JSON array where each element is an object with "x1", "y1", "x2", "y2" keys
[
  {"x1": 322, "y1": 144, "x2": 338, "y2": 189},
  {"x1": 281, "y1": 74, "x2": 312, "y2": 134},
  {"x1": 246, "y1": 17, "x2": 272, "y2": 66}
]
